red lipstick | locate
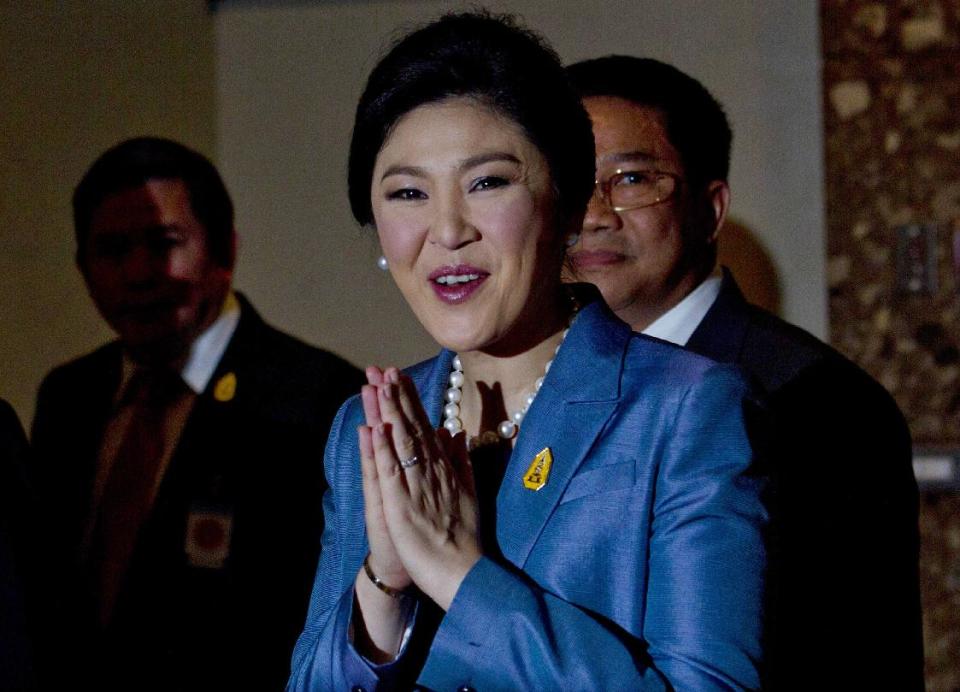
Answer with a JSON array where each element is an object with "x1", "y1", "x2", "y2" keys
[{"x1": 428, "y1": 264, "x2": 489, "y2": 304}]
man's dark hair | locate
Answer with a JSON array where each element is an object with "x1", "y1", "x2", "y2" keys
[
  {"x1": 348, "y1": 11, "x2": 595, "y2": 230},
  {"x1": 566, "y1": 56, "x2": 731, "y2": 191},
  {"x1": 73, "y1": 137, "x2": 234, "y2": 267}
]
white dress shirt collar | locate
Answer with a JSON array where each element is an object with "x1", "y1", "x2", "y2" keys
[
  {"x1": 642, "y1": 274, "x2": 723, "y2": 346},
  {"x1": 180, "y1": 292, "x2": 241, "y2": 394}
]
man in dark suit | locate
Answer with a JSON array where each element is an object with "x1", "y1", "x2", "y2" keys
[
  {"x1": 31, "y1": 137, "x2": 364, "y2": 691},
  {"x1": 566, "y1": 56, "x2": 923, "y2": 690},
  {"x1": 1, "y1": 399, "x2": 35, "y2": 691}
]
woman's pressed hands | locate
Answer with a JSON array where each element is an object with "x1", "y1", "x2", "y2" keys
[
  {"x1": 361, "y1": 366, "x2": 482, "y2": 611},
  {"x1": 358, "y1": 367, "x2": 410, "y2": 592}
]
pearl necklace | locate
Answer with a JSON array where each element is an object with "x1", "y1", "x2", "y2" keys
[{"x1": 442, "y1": 319, "x2": 574, "y2": 449}]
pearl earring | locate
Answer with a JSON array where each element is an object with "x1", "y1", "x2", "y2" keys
[
  {"x1": 565, "y1": 232, "x2": 580, "y2": 248},
  {"x1": 376, "y1": 256, "x2": 388, "y2": 271}
]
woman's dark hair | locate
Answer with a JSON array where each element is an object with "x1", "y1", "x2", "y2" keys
[
  {"x1": 348, "y1": 11, "x2": 595, "y2": 230},
  {"x1": 73, "y1": 137, "x2": 234, "y2": 268}
]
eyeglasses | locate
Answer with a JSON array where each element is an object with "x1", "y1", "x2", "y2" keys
[{"x1": 594, "y1": 169, "x2": 682, "y2": 212}]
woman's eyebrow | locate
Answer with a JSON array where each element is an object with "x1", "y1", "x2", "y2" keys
[
  {"x1": 380, "y1": 164, "x2": 427, "y2": 182},
  {"x1": 379, "y1": 152, "x2": 521, "y2": 182},
  {"x1": 459, "y1": 152, "x2": 521, "y2": 171}
]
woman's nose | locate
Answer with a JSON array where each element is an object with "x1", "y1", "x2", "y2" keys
[{"x1": 428, "y1": 192, "x2": 479, "y2": 250}]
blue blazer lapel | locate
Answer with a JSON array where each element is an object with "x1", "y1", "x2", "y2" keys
[
  {"x1": 411, "y1": 350, "x2": 455, "y2": 429},
  {"x1": 496, "y1": 301, "x2": 630, "y2": 568}
]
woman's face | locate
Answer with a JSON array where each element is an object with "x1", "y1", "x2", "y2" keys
[{"x1": 371, "y1": 98, "x2": 565, "y2": 354}]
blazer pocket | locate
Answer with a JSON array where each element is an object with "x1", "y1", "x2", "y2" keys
[{"x1": 559, "y1": 460, "x2": 636, "y2": 505}]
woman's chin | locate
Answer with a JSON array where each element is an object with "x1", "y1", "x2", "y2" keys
[
  {"x1": 418, "y1": 310, "x2": 495, "y2": 354},
  {"x1": 431, "y1": 332, "x2": 488, "y2": 355}
]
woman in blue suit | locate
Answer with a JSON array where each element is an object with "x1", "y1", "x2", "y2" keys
[{"x1": 289, "y1": 12, "x2": 766, "y2": 691}]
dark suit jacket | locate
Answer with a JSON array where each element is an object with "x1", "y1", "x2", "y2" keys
[
  {"x1": 1, "y1": 399, "x2": 35, "y2": 691},
  {"x1": 30, "y1": 296, "x2": 364, "y2": 692},
  {"x1": 686, "y1": 271, "x2": 923, "y2": 691}
]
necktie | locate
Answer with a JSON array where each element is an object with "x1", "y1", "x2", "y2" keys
[{"x1": 91, "y1": 368, "x2": 184, "y2": 625}]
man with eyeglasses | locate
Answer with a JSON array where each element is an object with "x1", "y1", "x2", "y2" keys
[{"x1": 566, "y1": 56, "x2": 923, "y2": 690}]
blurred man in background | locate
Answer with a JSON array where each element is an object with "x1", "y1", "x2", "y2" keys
[{"x1": 31, "y1": 137, "x2": 363, "y2": 691}]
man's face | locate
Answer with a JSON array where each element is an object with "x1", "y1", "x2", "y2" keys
[
  {"x1": 80, "y1": 178, "x2": 233, "y2": 363},
  {"x1": 566, "y1": 96, "x2": 725, "y2": 331}
]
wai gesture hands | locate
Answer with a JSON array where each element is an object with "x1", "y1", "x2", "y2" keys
[{"x1": 357, "y1": 366, "x2": 482, "y2": 613}]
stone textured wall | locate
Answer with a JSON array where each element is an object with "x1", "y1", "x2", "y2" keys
[{"x1": 821, "y1": 1, "x2": 960, "y2": 687}]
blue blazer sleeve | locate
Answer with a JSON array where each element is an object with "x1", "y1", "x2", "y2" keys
[
  {"x1": 287, "y1": 398, "x2": 382, "y2": 690},
  {"x1": 288, "y1": 395, "x2": 432, "y2": 691}
]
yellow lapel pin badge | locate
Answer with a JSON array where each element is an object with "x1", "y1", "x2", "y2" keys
[
  {"x1": 213, "y1": 372, "x2": 237, "y2": 402},
  {"x1": 523, "y1": 447, "x2": 553, "y2": 491}
]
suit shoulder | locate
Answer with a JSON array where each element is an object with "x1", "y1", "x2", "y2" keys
[
  {"x1": 0, "y1": 399, "x2": 27, "y2": 454},
  {"x1": 256, "y1": 322, "x2": 355, "y2": 366},
  {"x1": 38, "y1": 342, "x2": 120, "y2": 393},
  {"x1": 222, "y1": 321, "x2": 363, "y2": 433},
  {"x1": 744, "y1": 304, "x2": 828, "y2": 360},
  {"x1": 249, "y1": 323, "x2": 364, "y2": 388},
  {"x1": 733, "y1": 303, "x2": 852, "y2": 390},
  {"x1": 740, "y1": 305, "x2": 906, "y2": 423}
]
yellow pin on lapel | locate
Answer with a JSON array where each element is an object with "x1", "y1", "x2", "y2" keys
[
  {"x1": 213, "y1": 372, "x2": 237, "y2": 402},
  {"x1": 523, "y1": 447, "x2": 553, "y2": 491}
]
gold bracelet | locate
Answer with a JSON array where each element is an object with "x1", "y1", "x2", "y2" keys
[{"x1": 362, "y1": 554, "x2": 412, "y2": 599}]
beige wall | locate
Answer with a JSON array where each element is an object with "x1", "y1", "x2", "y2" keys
[{"x1": 0, "y1": 1, "x2": 215, "y2": 424}]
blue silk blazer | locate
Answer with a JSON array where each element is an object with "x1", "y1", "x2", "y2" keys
[{"x1": 288, "y1": 299, "x2": 767, "y2": 691}]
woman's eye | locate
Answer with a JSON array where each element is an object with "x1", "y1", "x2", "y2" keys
[
  {"x1": 387, "y1": 188, "x2": 426, "y2": 201},
  {"x1": 470, "y1": 176, "x2": 509, "y2": 192}
]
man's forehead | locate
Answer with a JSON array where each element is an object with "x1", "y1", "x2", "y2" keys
[
  {"x1": 89, "y1": 178, "x2": 191, "y2": 233},
  {"x1": 596, "y1": 150, "x2": 660, "y2": 168},
  {"x1": 584, "y1": 97, "x2": 682, "y2": 174}
]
